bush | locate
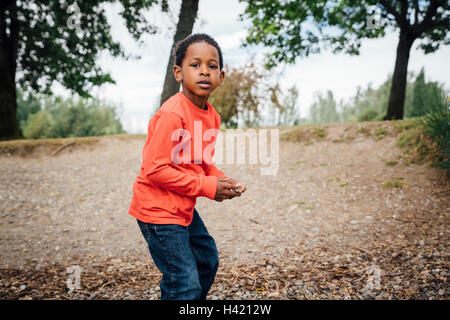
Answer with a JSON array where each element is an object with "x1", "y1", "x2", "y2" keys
[
  {"x1": 22, "y1": 110, "x2": 55, "y2": 139},
  {"x1": 16, "y1": 90, "x2": 41, "y2": 137},
  {"x1": 20, "y1": 95, "x2": 126, "y2": 139},
  {"x1": 418, "y1": 107, "x2": 450, "y2": 172},
  {"x1": 357, "y1": 107, "x2": 381, "y2": 122}
]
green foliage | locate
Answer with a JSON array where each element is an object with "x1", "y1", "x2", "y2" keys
[
  {"x1": 405, "y1": 68, "x2": 447, "y2": 117},
  {"x1": 22, "y1": 110, "x2": 55, "y2": 139},
  {"x1": 395, "y1": 118, "x2": 445, "y2": 168},
  {"x1": 21, "y1": 94, "x2": 126, "y2": 139},
  {"x1": 357, "y1": 107, "x2": 381, "y2": 122},
  {"x1": 16, "y1": 89, "x2": 41, "y2": 135},
  {"x1": 342, "y1": 75, "x2": 394, "y2": 123},
  {"x1": 310, "y1": 90, "x2": 340, "y2": 124},
  {"x1": 418, "y1": 107, "x2": 450, "y2": 171},
  {"x1": 5, "y1": 0, "x2": 161, "y2": 97},
  {"x1": 311, "y1": 69, "x2": 445, "y2": 124},
  {"x1": 239, "y1": 0, "x2": 450, "y2": 69}
]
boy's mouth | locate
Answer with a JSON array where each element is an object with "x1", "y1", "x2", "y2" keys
[{"x1": 197, "y1": 80, "x2": 212, "y2": 89}]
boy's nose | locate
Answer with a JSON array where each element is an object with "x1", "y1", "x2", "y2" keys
[{"x1": 200, "y1": 67, "x2": 209, "y2": 76}]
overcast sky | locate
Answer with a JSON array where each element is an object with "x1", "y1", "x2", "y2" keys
[{"x1": 56, "y1": 0, "x2": 450, "y2": 133}]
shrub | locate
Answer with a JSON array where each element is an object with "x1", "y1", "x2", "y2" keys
[
  {"x1": 418, "y1": 108, "x2": 450, "y2": 172},
  {"x1": 357, "y1": 107, "x2": 381, "y2": 122},
  {"x1": 20, "y1": 95, "x2": 126, "y2": 139},
  {"x1": 22, "y1": 110, "x2": 55, "y2": 139}
]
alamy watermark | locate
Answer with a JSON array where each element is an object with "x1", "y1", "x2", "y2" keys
[
  {"x1": 66, "y1": 265, "x2": 82, "y2": 293},
  {"x1": 170, "y1": 121, "x2": 279, "y2": 176},
  {"x1": 67, "y1": 2, "x2": 83, "y2": 37},
  {"x1": 366, "y1": 5, "x2": 382, "y2": 30},
  {"x1": 361, "y1": 264, "x2": 382, "y2": 296}
]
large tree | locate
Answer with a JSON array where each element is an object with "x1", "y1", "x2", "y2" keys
[
  {"x1": 160, "y1": 0, "x2": 199, "y2": 105},
  {"x1": 239, "y1": 0, "x2": 449, "y2": 120},
  {"x1": 0, "y1": 0, "x2": 166, "y2": 140}
]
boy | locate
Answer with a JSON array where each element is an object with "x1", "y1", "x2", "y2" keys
[{"x1": 129, "y1": 33, "x2": 246, "y2": 300}]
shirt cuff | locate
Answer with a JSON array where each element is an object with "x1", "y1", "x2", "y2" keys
[{"x1": 200, "y1": 175, "x2": 218, "y2": 200}]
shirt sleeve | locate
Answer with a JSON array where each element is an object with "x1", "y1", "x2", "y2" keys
[
  {"x1": 204, "y1": 144, "x2": 227, "y2": 178},
  {"x1": 205, "y1": 164, "x2": 228, "y2": 178},
  {"x1": 142, "y1": 111, "x2": 218, "y2": 200},
  {"x1": 204, "y1": 114, "x2": 228, "y2": 178}
]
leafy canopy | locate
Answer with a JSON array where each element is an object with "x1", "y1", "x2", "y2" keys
[
  {"x1": 239, "y1": 0, "x2": 450, "y2": 68},
  {"x1": 8, "y1": 0, "x2": 168, "y2": 97}
]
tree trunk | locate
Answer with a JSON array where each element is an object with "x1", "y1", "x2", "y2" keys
[
  {"x1": 384, "y1": 31, "x2": 414, "y2": 120},
  {"x1": 159, "y1": 0, "x2": 199, "y2": 106},
  {"x1": 0, "y1": 1, "x2": 19, "y2": 140}
]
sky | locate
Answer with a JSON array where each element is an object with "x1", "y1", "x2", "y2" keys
[{"x1": 55, "y1": 0, "x2": 450, "y2": 133}]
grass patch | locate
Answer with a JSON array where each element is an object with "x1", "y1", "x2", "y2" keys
[
  {"x1": 392, "y1": 119, "x2": 418, "y2": 134},
  {"x1": 418, "y1": 110, "x2": 450, "y2": 173},
  {"x1": 339, "y1": 182, "x2": 349, "y2": 187},
  {"x1": 292, "y1": 200, "x2": 315, "y2": 210},
  {"x1": 345, "y1": 135, "x2": 355, "y2": 142},
  {"x1": 385, "y1": 160, "x2": 398, "y2": 166},
  {"x1": 312, "y1": 127, "x2": 327, "y2": 139},
  {"x1": 374, "y1": 128, "x2": 388, "y2": 139},
  {"x1": 383, "y1": 181, "x2": 408, "y2": 189},
  {"x1": 356, "y1": 126, "x2": 372, "y2": 137},
  {"x1": 395, "y1": 119, "x2": 442, "y2": 166},
  {"x1": 281, "y1": 125, "x2": 328, "y2": 144},
  {"x1": 0, "y1": 133, "x2": 145, "y2": 157},
  {"x1": 0, "y1": 136, "x2": 101, "y2": 157}
]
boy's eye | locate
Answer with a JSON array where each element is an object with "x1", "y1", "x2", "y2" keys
[
  {"x1": 191, "y1": 63, "x2": 199, "y2": 67},
  {"x1": 209, "y1": 65, "x2": 218, "y2": 69}
]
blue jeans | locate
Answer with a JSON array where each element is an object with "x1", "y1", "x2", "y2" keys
[{"x1": 136, "y1": 208, "x2": 219, "y2": 300}]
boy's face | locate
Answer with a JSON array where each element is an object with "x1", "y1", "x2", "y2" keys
[{"x1": 173, "y1": 41, "x2": 225, "y2": 99}]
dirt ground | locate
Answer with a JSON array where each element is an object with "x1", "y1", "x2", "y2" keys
[{"x1": 0, "y1": 121, "x2": 448, "y2": 300}]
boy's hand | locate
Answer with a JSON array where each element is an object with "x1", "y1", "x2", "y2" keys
[
  {"x1": 223, "y1": 177, "x2": 246, "y2": 194},
  {"x1": 214, "y1": 177, "x2": 246, "y2": 202}
]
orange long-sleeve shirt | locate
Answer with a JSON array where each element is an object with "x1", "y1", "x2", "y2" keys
[{"x1": 128, "y1": 92, "x2": 227, "y2": 226}]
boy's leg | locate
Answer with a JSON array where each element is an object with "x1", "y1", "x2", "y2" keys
[
  {"x1": 187, "y1": 208, "x2": 220, "y2": 300},
  {"x1": 136, "y1": 219, "x2": 202, "y2": 300}
]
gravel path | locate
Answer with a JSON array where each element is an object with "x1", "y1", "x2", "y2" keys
[{"x1": 1, "y1": 122, "x2": 449, "y2": 300}]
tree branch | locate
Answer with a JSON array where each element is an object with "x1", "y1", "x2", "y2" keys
[
  {"x1": 400, "y1": 0, "x2": 409, "y2": 25},
  {"x1": 379, "y1": 0, "x2": 404, "y2": 28},
  {"x1": 412, "y1": 0, "x2": 446, "y2": 37},
  {"x1": 430, "y1": 17, "x2": 450, "y2": 29},
  {"x1": 413, "y1": 0, "x2": 419, "y2": 25}
]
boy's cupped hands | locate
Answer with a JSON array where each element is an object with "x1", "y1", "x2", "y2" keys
[{"x1": 214, "y1": 177, "x2": 247, "y2": 202}]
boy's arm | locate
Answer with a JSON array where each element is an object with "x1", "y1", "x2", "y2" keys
[
  {"x1": 204, "y1": 115, "x2": 228, "y2": 178},
  {"x1": 205, "y1": 164, "x2": 228, "y2": 178},
  {"x1": 203, "y1": 147, "x2": 228, "y2": 178},
  {"x1": 142, "y1": 112, "x2": 217, "y2": 200}
]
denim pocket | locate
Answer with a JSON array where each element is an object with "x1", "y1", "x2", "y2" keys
[{"x1": 136, "y1": 219, "x2": 152, "y2": 243}]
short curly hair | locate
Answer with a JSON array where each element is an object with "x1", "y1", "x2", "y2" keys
[{"x1": 173, "y1": 33, "x2": 223, "y2": 70}]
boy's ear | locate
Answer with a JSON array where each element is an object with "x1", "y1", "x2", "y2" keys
[
  {"x1": 219, "y1": 69, "x2": 225, "y2": 86},
  {"x1": 173, "y1": 65, "x2": 182, "y2": 82}
]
